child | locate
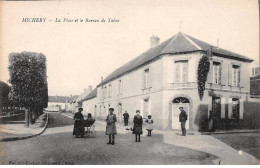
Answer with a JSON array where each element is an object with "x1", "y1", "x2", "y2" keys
[{"x1": 145, "y1": 115, "x2": 153, "y2": 137}]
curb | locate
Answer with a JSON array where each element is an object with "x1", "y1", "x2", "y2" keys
[
  {"x1": 0, "y1": 113, "x2": 49, "y2": 142},
  {"x1": 201, "y1": 129, "x2": 259, "y2": 135}
]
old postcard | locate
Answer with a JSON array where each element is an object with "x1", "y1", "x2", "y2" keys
[{"x1": 0, "y1": 0, "x2": 259, "y2": 165}]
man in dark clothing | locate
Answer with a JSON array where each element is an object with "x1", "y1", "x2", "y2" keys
[
  {"x1": 179, "y1": 107, "x2": 188, "y2": 136},
  {"x1": 123, "y1": 111, "x2": 129, "y2": 126}
]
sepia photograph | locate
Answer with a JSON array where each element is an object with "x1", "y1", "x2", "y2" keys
[{"x1": 0, "y1": 0, "x2": 259, "y2": 165}]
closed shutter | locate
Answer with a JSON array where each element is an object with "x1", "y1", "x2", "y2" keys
[
  {"x1": 183, "y1": 61, "x2": 188, "y2": 83},
  {"x1": 221, "y1": 97, "x2": 225, "y2": 119},
  {"x1": 175, "y1": 62, "x2": 181, "y2": 83},
  {"x1": 228, "y1": 98, "x2": 232, "y2": 119},
  {"x1": 239, "y1": 99, "x2": 244, "y2": 119},
  {"x1": 228, "y1": 64, "x2": 232, "y2": 86},
  {"x1": 167, "y1": 61, "x2": 174, "y2": 83}
]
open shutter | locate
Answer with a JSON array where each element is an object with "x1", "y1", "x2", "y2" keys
[
  {"x1": 239, "y1": 99, "x2": 244, "y2": 119},
  {"x1": 142, "y1": 71, "x2": 146, "y2": 89},
  {"x1": 207, "y1": 60, "x2": 213, "y2": 84},
  {"x1": 167, "y1": 61, "x2": 174, "y2": 83},
  {"x1": 228, "y1": 64, "x2": 232, "y2": 86},
  {"x1": 237, "y1": 67, "x2": 241, "y2": 87},
  {"x1": 149, "y1": 67, "x2": 153, "y2": 88},
  {"x1": 221, "y1": 97, "x2": 225, "y2": 119},
  {"x1": 219, "y1": 63, "x2": 222, "y2": 84},
  {"x1": 228, "y1": 98, "x2": 232, "y2": 119}
]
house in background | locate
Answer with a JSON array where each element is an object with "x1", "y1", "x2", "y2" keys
[
  {"x1": 83, "y1": 32, "x2": 255, "y2": 131},
  {"x1": 45, "y1": 96, "x2": 71, "y2": 112}
]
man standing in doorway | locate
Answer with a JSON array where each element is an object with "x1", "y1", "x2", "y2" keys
[
  {"x1": 123, "y1": 111, "x2": 129, "y2": 126},
  {"x1": 179, "y1": 107, "x2": 188, "y2": 136}
]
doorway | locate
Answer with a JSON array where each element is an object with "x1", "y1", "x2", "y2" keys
[{"x1": 172, "y1": 97, "x2": 190, "y2": 130}]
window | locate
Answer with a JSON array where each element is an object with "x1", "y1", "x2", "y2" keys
[
  {"x1": 118, "y1": 80, "x2": 122, "y2": 94},
  {"x1": 143, "y1": 68, "x2": 150, "y2": 89},
  {"x1": 232, "y1": 65, "x2": 241, "y2": 87},
  {"x1": 213, "y1": 62, "x2": 221, "y2": 84},
  {"x1": 232, "y1": 98, "x2": 240, "y2": 119},
  {"x1": 108, "y1": 84, "x2": 112, "y2": 97},
  {"x1": 175, "y1": 60, "x2": 188, "y2": 83}
]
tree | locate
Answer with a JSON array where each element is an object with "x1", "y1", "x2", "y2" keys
[
  {"x1": 0, "y1": 81, "x2": 11, "y2": 114},
  {"x1": 197, "y1": 49, "x2": 211, "y2": 101},
  {"x1": 8, "y1": 51, "x2": 48, "y2": 127}
]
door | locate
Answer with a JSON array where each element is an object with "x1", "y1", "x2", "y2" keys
[
  {"x1": 172, "y1": 103, "x2": 189, "y2": 130},
  {"x1": 212, "y1": 97, "x2": 221, "y2": 119}
]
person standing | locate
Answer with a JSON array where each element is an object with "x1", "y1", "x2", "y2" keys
[
  {"x1": 73, "y1": 107, "x2": 85, "y2": 138},
  {"x1": 123, "y1": 111, "x2": 129, "y2": 126},
  {"x1": 133, "y1": 110, "x2": 143, "y2": 142},
  {"x1": 145, "y1": 115, "x2": 153, "y2": 137},
  {"x1": 106, "y1": 108, "x2": 117, "y2": 145},
  {"x1": 179, "y1": 107, "x2": 188, "y2": 136}
]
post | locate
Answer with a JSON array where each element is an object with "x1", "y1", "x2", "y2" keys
[{"x1": 24, "y1": 108, "x2": 29, "y2": 127}]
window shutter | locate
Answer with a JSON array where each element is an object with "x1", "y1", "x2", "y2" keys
[
  {"x1": 228, "y1": 98, "x2": 232, "y2": 119},
  {"x1": 149, "y1": 68, "x2": 152, "y2": 88},
  {"x1": 228, "y1": 64, "x2": 232, "y2": 86},
  {"x1": 188, "y1": 59, "x2": 196, "y2": 82},
  {"x1": 239, "y1": 99, "x2": 244, "y2": 119},
  {"x1": 208, "y1": 61, "x2": 213, "y2": 84},
  {"x1": 175, "y1": 62, "x2": 181, "y2": 83},
  {"x1": 219, "y1": 64, "x2": 222, "y2": 84},
  {"x1": 221, "y1": 97, "x2": 225, "y2": 119},
  {"x1": 183, "y1": 61, "x2": 188, "y2": 83},
  {"x1": 142, "y1": 71, "x2": 146, "y2": 89},
  {"x1": 167, "y1": 61, "x2": 174, "y2": 83},
  {"x1": 237, "y1": 67, "x2": 241, "y2": 87}
]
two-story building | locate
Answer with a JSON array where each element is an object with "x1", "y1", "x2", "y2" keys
[{"x1": 84, "y1": 32, "x2": 254, "y2": 131}]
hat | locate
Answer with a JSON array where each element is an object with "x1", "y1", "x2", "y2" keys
[
  {"x1": 179, "y1": 107, "x2": 183, "y2": 109},
  {"x1": 109, "y1": 108, "x2": 114, "y2": 111},
  {"x1": 78, "y1": 107, "x2": 83, "y2": 111},
  {"x1": 136, "y1": 110, "x2": 140, "y2": 113}
]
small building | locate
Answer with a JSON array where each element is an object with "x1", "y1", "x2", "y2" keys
[
  {"x1": 83, "y1": 32, "x2": 255, "y2": 131},
  {"x1": 45, "y1": 96, "x2": 71, "y2": 112}
]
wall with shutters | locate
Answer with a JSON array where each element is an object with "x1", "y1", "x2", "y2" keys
[{"x1": 163, "y1": 52, "x2": 202, "y2": 88}]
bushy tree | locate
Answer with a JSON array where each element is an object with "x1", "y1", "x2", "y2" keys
[
  {"x1": 0, "y1": 81, "x2": 11, "y2": 112},
  {"x1": 8, "y1": 51, "x2": 48, "y2": 126},
  {"x1": 197, "y1": 49, "x2": 211, "y2": 101}
]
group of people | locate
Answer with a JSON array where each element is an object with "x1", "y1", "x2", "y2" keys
[
  {"x1": 73, "y1": 106, "x2": 188, "y2": 143},
  {"x1": 72, "y1": 108, "x2": 95, "y2": 138},
  {"x1": 105, "y1": 108, "x2": 154, "y2": 144}
]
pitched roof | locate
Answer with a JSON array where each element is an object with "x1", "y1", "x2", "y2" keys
[
  {"x1": 98, "y1": 32, "x2": 253, "y2": 86},
  {"x1": 82, "y1": 88, "x2": 97, "y2": 101},
  {"x1": 48, "y1": 96, "x2": 71, "y2": 103}
]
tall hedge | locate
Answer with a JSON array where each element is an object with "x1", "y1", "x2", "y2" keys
[
  {"x1": 8, "y1": 51, "x2": 48, "y2": 125},
  {"x1": 0, "y1": 81, "x2": 11, "y2": 109}
]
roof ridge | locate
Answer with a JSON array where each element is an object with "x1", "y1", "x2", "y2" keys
[
  {"x1": 182, "y1": 33, "x2": 202, "y2": 50},
  {"x1": 161, "y1": 33, "x2": 178, "y2": 54}
]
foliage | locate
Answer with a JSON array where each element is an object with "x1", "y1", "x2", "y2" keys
[
  {"x1": 0, "y1": 81, "x2": 11, "y2": 107},
  {"x1": 8, "y1": 51, "x2": 48, "y2": 110},
  {"x1": 197, "y1": 52, "x2": 210, "y2": 101}
]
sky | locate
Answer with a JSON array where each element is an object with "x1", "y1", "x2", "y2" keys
[{"x1": 0, "y1": 0, "x2": 259, "y2": 96}]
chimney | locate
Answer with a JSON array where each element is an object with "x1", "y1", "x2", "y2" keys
[
  {"x1": 150, "y1": 35, "x2": 160, "y2": 48},
  {"x1": 88, "y1": 85, "x2": 92, "y2": 92}
]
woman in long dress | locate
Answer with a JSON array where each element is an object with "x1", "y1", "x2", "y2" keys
[
  {"x1": 133, "y1": 110, "x2": 143, "y2": 142},
  {"x1": 73, "y1": 108, "x2": 85, "y2": 138},
  {"x1": 106, "y1": 108, "x2": 117, "y2": 145}
]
